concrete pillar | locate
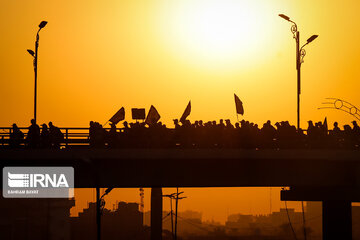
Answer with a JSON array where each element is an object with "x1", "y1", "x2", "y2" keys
[
  {"x1": 151, "y1": 187, "x2": 163, "y2": 240},
  {"x1": 322, "y1": 200, "x2": 352, "y2": 240}
]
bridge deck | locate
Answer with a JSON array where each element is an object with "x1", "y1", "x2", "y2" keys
[{"x1": 0, "y1": 149, "x2": 359, "y2": 188}]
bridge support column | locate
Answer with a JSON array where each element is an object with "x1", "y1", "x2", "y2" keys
[
  {"x1": 322, "y1": 200, "x2": 352, "y2": 240},
  {"x1": 281, "y1": 188, "x2": 356, "y2": 240},
  {"x1": 151, "y1": 187, "x2": 163, "y2": 240}
]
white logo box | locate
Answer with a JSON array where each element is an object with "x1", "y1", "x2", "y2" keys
[{"x1": 3, "y1": 167, "x2": 74, "y2": 198}]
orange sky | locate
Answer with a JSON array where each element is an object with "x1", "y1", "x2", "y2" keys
[
  {"x1": 72, "y1": 187, "x2": 296, "y2": 224},
  {"x1": 1, "y1": 0, "x2": 360, "y2": 222}
]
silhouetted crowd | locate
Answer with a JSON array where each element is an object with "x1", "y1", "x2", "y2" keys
[
  {"x1": 88, "y1": 119, "x2": 360, "y2": 149},
  {"x1": 8, "y1": 119, "x2": 64, "y2": 148},
  {"x1": 4, "y1": 119, "x2": 360, "y2": 149}
]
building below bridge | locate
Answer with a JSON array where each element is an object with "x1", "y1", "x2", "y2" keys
[
  {"x1": 71, "y1": 201, "x2": 145, "y2": 240},
  {"x1": 0, "y1": 197, "x2": 74, "y2": 240}
]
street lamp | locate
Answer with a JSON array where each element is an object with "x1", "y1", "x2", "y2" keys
[
  {"x1": 96, "y1": 187, "x2": 113, "y2": 240},
  {"x1": 27, "y1": 21, "x2": 48, "y2": 123},
  {"x1": 279, "y1": 14, "x2": 318, "y2": 130}
]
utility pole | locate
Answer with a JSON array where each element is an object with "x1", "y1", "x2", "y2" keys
[
  {"x1": 163, "y1": 189, "x2": 186, "y2": 240},
  {"x1": 174, "y1": 188, "x2": 186, "y2": 240},
  {"x1": 170, "y1": 196, "x2": 174, "y2": 237},
  {"x1": 163, "y1": 193, "x2": 176, "y2": 239},
  {"x1": 96, "y1": 187, "x2": 101, "y2": 240}
]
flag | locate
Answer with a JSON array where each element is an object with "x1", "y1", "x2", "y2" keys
[
  {"x1": 234, "y1": 94, "x2": 244, "y2": 115},
  {"x1": 109, "y1": 107, "x2": 125, "y2": 124},
  {"x1": 145, "y1": 105, "x2": 161, "y2": 125},
  {"x1": 323, "y1": 117, "x2": 328, "y2": 132},
  {"x1": 180, "y1": 101, "x2": 191, "y2": 123}
]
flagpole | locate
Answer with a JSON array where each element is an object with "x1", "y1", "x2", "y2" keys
[{"x1": 103, "y1": 120, "x2": 109, "y2": 127}]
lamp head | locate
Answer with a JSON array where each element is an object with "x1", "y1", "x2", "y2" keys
[
  {"x1": 104, "y1": 188, "x2": 113, "y2": 195},
  {"x1": 39, "y1": 21, "x2": 48, "y2": 29},
  {"x1": 307, "y1": 35, "x2": 318, "y2": 43},
  {"x1": 279, "y1": 14, "x2": 290, "y2": 21},
  {"x1": 27, "y1": 49, "x2": 35, "y2": 57}
]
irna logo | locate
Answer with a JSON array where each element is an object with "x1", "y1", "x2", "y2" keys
[
  {"x1": 8, "y1": 172, "x2": 69, "y2": 188},
  {"x1": 3, "y1": 167, "x2": 74, "y2": 198}
]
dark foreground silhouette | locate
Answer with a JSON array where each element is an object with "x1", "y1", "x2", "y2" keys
[{"x1": 3, "y1": 119, "x2": 360, "y2": 149}]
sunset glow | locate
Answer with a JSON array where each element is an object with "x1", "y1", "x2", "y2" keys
[
  {"x1": 157, "y1": 0, "x2": 273, "y2": 67},
  {"x1": 1, "y1": 0, "x2": 360, "y2": 226}
]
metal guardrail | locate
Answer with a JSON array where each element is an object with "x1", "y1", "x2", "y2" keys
[
  {"x1": 0, "y1": 126, "x2": 343, "y2": 150},
  {"x1": 0, "y1": 127, "x2": 92, "y2": 147}
]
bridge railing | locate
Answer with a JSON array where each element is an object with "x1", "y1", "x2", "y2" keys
[
  {"x1": 1, "y1": 126, "x2": 351, "y2": 150},
  {"x1": 0, "y1": 127, "x2": 93, "y2": 147}
]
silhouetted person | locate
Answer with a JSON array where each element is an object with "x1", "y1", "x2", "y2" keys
[
  {"x1": 343, "y1": 124, "x2": 354, "y2": 148},
  {"x1": 123, "y1": 121, "x2": 129, "y2": 130},
  {"x1": 89, "y1": 121, "x2": 106, "y2": 148},
  {"x1": 260, "y1": 120, "x2": 276, "y2": 148},
  {"x1": 107, "y1": 122, "x2": 118, "y2": 148},
  {"x1": 49, "y1": 122, "x2": 63, "y2": 149},
  {"x1": 352, "y1": 121, "x2": 360, "y2": 132},
  {"x1": 332, "y1": 122, "x2": 341, "y2": 134},
  {"x1": 351, "y1": 121, "x2": 360, "y2": 148},
  {"x1": 306, "y1": 120, "x2": 317, "y2": 148},
  {"x1": 219, "y1": 119, "x2": 225, "y2": 129},
  {"x1": 40, "y1": 124, "x2": 51, "y2": 148},
  {"x1": 26, "y1": 119, "x2": 40, "y2": 148},
  {"x1": 329, "y1": 122, "x2": 342, "y2": 148},
  {"x1": 173, "y1": 119, "x2": 180, "y2": 129},
  {"x1": 9, "y1": 124, "x2": 24, "y2": 148},
  {"x1": 222, "y1": 119, "x2": 234, "y2": 147}
]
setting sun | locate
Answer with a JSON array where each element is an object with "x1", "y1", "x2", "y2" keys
[{"x1": 156, "y1": 0, "x2": 277, "y2": 68}]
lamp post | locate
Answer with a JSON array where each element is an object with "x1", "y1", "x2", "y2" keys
[
  {"x1": 279, "y1": 14, "x2": 318, "y2": 129},
  {"x1": 27, "y1": 21, "x2": 48, "y2": 123},
  {"x1": 96, "y1": 187, "x2": 113, "y2": 240}
]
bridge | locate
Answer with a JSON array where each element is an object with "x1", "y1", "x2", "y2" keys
[
  {"x1": 1, "y1": 127, "x2": 360, "y2": 240},
  {"x1": 0, "y1": 148, "x2": 359, "y2": 240}
]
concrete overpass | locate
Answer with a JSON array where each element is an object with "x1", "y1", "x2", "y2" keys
[{"x1": 0, "y1": 148, "x2": 359, "y2": 240}]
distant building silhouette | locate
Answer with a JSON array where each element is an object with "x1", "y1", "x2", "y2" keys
[
  {"x1": 226, "y1": 208, "x2": 304, "y2": 238},
  {"x1": 71, "y1": 201, "x2": 145, "y2": 240},
  {"x1": 0, "y1": 197, "x2": 74, "y2": 240}
]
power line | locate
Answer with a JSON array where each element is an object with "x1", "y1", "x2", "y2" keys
[
  {"x1": 176, "y1": 215, "x2": 213, "y2": 233},
  {"x1": 163, "y1": 212, "x2": 171, "y2": 221},
  {"x1": 301, "y1": 201, "x2": 307, "y2": 240},
  {"x1": 285, "y1": 200, "x2": 298, "y2": 240},
  {"x1": 163, "y1": 188, "x2": 186, "y2": 240}
]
